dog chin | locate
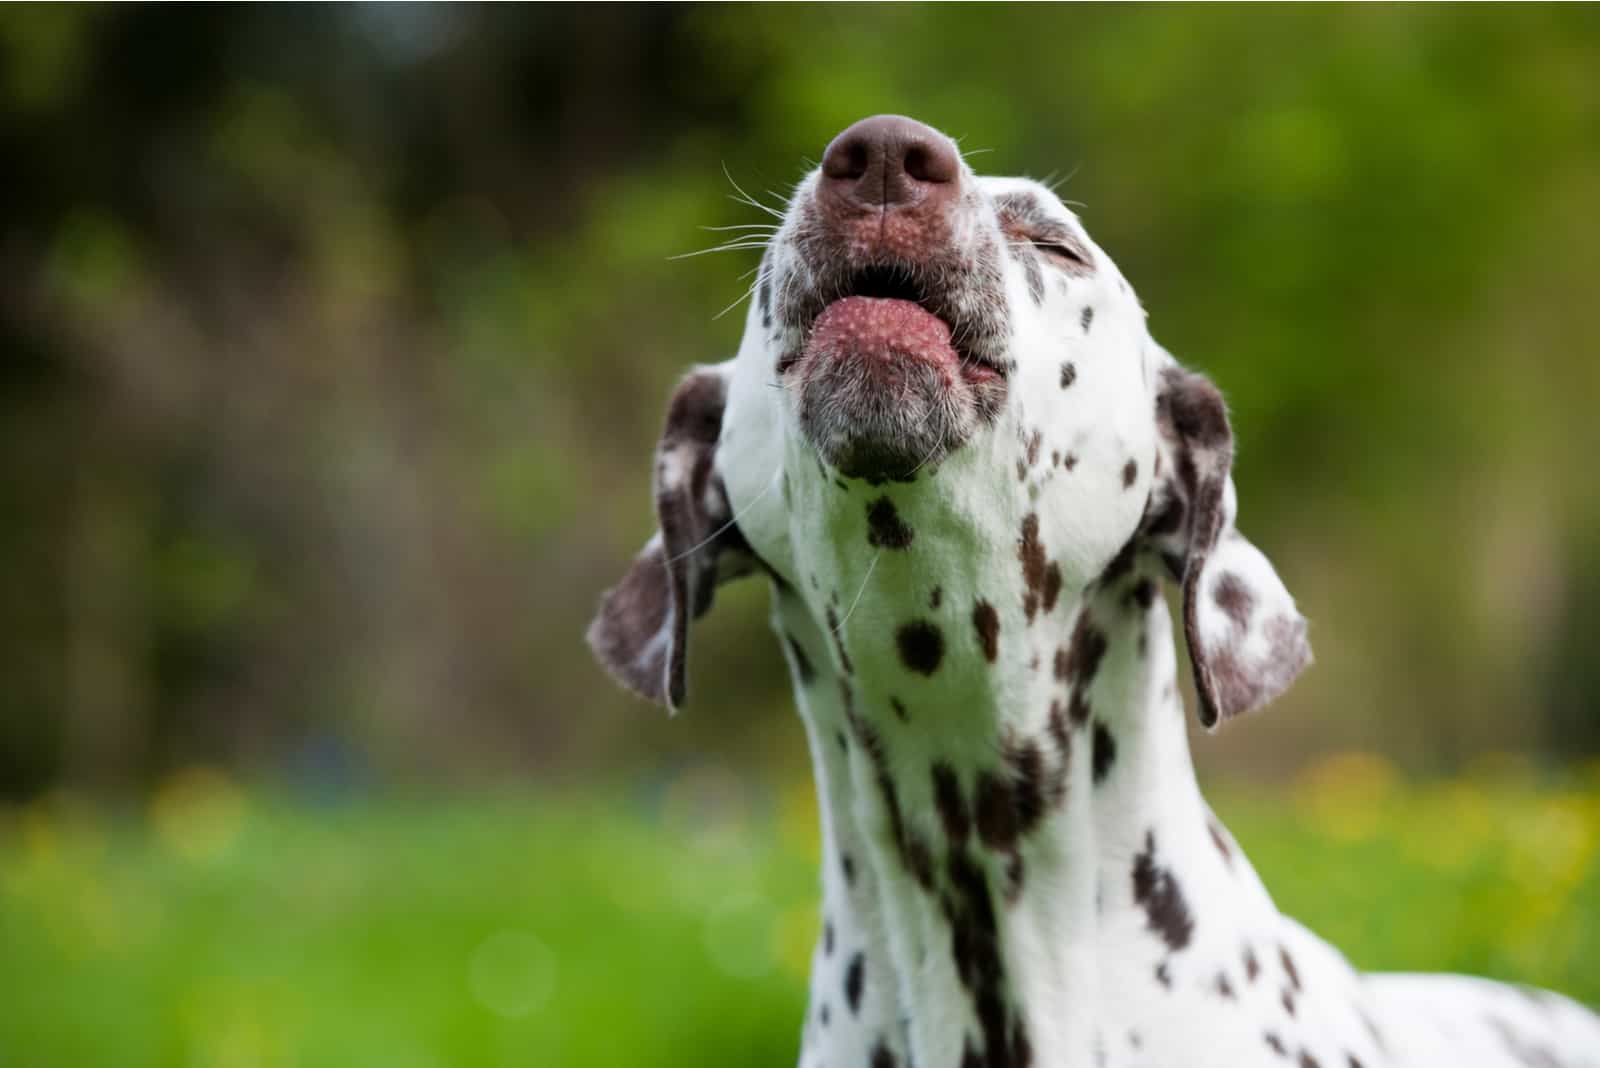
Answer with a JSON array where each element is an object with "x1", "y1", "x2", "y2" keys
[{"x1": 795, "y1": 358, "x2": 971, "y2": 482}]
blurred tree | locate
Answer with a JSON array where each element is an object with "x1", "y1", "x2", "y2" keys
[{"x1": 0, "y1": 5, "x2": 1596, "y2": 797}]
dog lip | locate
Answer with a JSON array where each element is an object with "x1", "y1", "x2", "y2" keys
[{"x1": 783, "y1": 263, "x2": 1004, "y2": 377}]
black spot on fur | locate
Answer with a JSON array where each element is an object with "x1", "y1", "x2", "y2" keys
[
  {"x1": 972, "y1": 600, "x2": 1001, "y2": 663},
  {"x1": 1155, "y1": 961, "x2": 1172, "y2": 989},
  {"x1": 823, "y1": 920, "x2": 834, "y2": 955},
  {"x1": 1003, "y1": 852, "x2": 1026, "y2": 902},
  {"x1": 1215, "y1": 571, "x2": 1254, "y2": 630},
  {"x1": 1216, "y1": 972, "x2": 1236, "y2": 999},
  {"x1": 866, "y1": 496, "x2": 915, "y2": 550},
  {"x1": 785, "y1": 635, "x2": 815, "y2": 685},
  {"x1": 1244, "y1": 945, "x2": 1261, "y2": 983},
  {"x1": 841, "y1": 852, "x2": 856, "y2": 885},
  {"x1": 1091, "y1": 720, "x2": 1117, "y2": 784},
  {"x1": 759, "y1": 277, "x2": 772, "y2": 329},
  {"x1": 824, "y1": 605, "x2": 855, "y2": 674},
  {"x1": 1131, "y1": 831, "x2": 1194, "y2": 952},
  {"x1": 1081, "y1": 306, "x2": 1094, "y2": 332},
  {"x1": 844, "y1": 952, "x2": 865, "y2": 1014},
  {"x1": 1128, "y1": 579, "x2": 1158, "y2": 610},
  {"x1": 1098, "y1": 532, "x2": 1140, "y2": 586},
  {"x1": 820, "y1": 1002, "x2": 830, "y2": 1026},
  {"x1": 929, "y1": 585, "x2": 943, "y2": 609},
  {"x1": 1122, "y1": 459, "x2": 1138, "y2": 489},
  {"x1": 1265, "y1": 1033, "x2": 1288, "y2": 1058},
  {"x1": 933, "y1": 763, "x2": 971, "y2": 842},
  {"x1": 1345, "y1": 1056, "x2": 1365, "y2": 1068},
  {"x1": 871, "y1": 1040, "x2": 897, "y2": 1068},
  {"x1": 1060, "y1": 361, "x2": 1077, "y2": 389},
  {"x1": 896, "y1": 620, "x2": 945, "y2": 675}
]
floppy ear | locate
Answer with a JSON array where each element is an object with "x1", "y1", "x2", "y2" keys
[
  {"x1": 1146, "y1": 364, "x2": 1312, "y2": 729},
  {"x1": 586, "y1": 364, "x2": 754, "y2": 712}
]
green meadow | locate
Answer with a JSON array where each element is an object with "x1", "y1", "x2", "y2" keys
[{"x1": 3, "y1": 758, "x2": 1597, "y2": 1068}]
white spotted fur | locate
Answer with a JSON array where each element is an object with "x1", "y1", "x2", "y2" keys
[{"x1": 638, "y1": 140, "x2": 1600, "y2": 1068}]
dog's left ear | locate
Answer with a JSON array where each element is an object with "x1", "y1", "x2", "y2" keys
[
  {"x1": 587, "y1": 363, "x2": 754, "y2": 713},
  {"x1": 1144, "y1": 363, "x2": 1312, "y2": 729}
]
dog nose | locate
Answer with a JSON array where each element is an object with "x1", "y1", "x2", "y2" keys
[{"x1": 820, "y1": 114, "x2": 960, "y2": 212}]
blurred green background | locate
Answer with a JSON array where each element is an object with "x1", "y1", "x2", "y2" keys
[{"x1": 1, "y1": 5, "x2": 1597, "y2": 1066}]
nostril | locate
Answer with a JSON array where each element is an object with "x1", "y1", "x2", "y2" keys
[
  {"x1": 902, "y1": 138, "x2": 958, "y2": 184},
  {"x1": 823, "y1": 136, "x2": 870, "y2": 181},
  {"x1": 820, "y1": 115, "x2": 961, "y2": 209}
]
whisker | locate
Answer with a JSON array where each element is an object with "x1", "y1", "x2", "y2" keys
[
  {"x1": 668, "y1": 242, "x2": 771, "y2": 261},
  {"x1": 723, "y1": 162, "x2": 785, "y2": 219},
  {"x1": 666, "y1": 465, "x2": 784, "y2": 565},
  {"x1": 832, "y1": 550, "x2": 883, "y2": 634}
]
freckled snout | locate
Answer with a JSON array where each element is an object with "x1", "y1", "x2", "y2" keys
[{"x1": 820, "y1": 114, "x2": 962, "y2": 216}]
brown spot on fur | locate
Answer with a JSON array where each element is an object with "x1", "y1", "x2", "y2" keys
[
  {"x1": 1280, "y1": 944, "x2": 1302, "y2": 991},
  {"x1": 1208, "y1": 818, "x2": 1235, "y2": 867},
  {"x1": 1282, "y1": 988, "x2": 1297, "y2": 1016},
  {"x1": 1122, "y1": 459, "x2": 1138, "y2": 489},
  {"x1": 1025, "y1": 429, "x2": 1042, "y2": 468},
  {"x1": 1061, "y1": 613, "x2": 1109, "y2": 689},
  {"x1": 1214, "y1": 571, "x2": 1254, "y2": 630},
  {"x1": 1216, "y1": 972, "x2": 1236, "y2": 1000},
  {"x1": 973, "y1": 600, "x2": 1001, "y2": 662},
  {"x1": 1265, "y1": 1033, "x2": 1288, "y2": 1058},
  {"x1": 1297, "y1": 1053, "x2": 1321, "y2": 1068},
  {"x1": 933, "y1": 762, "x2": 970, "y2": 842},
  {"x1": 974, "y1": 770, "x2": 1019, "y2": 851},
  {"x1": 1007, "y1": 737, "x2": 1046, "y2": 835},
  {"x1": 1245, "y1": 945, "x2": 1261, "y2": 983},
  {"x1": 1017, "y1": 517, "x2": 1065, "y2": 620}
]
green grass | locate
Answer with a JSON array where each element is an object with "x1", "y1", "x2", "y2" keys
[{"x1": 2, "y1": 759, "x2": 1596, "y2": 1067}]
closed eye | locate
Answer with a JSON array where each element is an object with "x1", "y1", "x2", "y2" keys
[{"x1": 1032, "y1": 239, "x2": 1090, "y2": 270}]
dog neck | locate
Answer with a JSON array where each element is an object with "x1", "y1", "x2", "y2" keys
[{"x1": 774, "y1": 558, "x2": 1236, "y2": 1068}]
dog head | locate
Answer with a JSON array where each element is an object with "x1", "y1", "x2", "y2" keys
[{"x1": 589, "y1": 115, "x2": 1309, "y2": 728}]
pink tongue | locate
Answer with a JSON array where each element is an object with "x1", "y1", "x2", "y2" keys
[{"x1": 804, "y1": 296, "x2": 960, "y2": 370}]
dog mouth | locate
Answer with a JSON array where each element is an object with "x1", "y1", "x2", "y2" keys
[
  {"x1": 783, "y1": 260, "x2": 1009, "y2": 483},
  {"x1": 780, "y1": 264, "x2": 1005, "y2": 387}
]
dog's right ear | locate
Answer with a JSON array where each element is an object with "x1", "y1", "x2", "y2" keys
[{"x1": 586, "y1": 363, "x2": 754, "y2": 713}]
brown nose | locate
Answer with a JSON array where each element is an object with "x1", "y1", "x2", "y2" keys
[{"x1": 820, "y1": 114, "x2": 960, "y2": 212}]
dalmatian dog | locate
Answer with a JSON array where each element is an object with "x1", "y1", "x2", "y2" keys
[{"x1": 587, "y1": 115, "x2": 1600, "y2": 1068}]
